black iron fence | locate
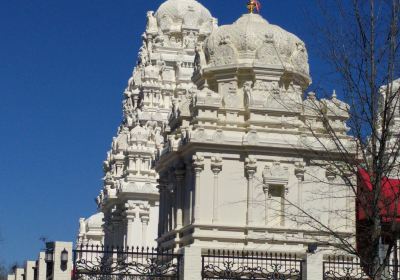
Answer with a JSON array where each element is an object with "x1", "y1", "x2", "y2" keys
[
  {"x1": 201, "y1": 250, "x2": 303, "y2": 280},
  {"x1": 323, "y1": 256, "x2": 400, "y2": 280},
  {"x1": 73, "y1": 245, "x2": 182, "y2": 280}
]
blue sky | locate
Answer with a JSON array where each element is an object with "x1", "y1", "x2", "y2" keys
[{"x1": 0, "y1": 0, "x2": 329, "y2": 266}]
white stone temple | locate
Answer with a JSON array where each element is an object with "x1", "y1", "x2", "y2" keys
[
  {"x1": 77, "y1": 1, "x2": 356, "y2": 278},
  {"x1": 78, "y1": 0, "x2": 218, "y2": 249}
]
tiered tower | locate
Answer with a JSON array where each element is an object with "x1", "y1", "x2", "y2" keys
[
  {"x1": 78, "y1": 0, "x2": 217, "y2": 248},
  {"x1": 156, "y1": 7, "x2": 354, "y2": 253}
]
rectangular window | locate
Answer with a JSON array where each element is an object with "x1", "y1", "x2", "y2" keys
[{"x1": 269, "y1": 185, "x2": 285, "y2": 226}]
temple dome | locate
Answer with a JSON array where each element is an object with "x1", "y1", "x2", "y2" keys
[
  {"x1": 85, "y1": 212, "x2": 104, "y2": 229},
  {"x1": 205, "y1": 13, "x2": 310, "y2": 83},
  {"x1": 155, "y1": 0, "x2": 214, "y2": 33}
]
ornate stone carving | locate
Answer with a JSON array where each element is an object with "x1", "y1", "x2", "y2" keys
[
  {"x1": 194, "y1": 42, "x2": 207, "y2": 72},
  {"x1": 222, "y1": 81, "x2": 240, "y2": 108},
  {"x1": 262, "y1": 162, "x2": 289, "y2": 187},
  {"x1": 212, "y1": 129, "x2": 224, "y2": 143},
  {"x1": 205, "y1": 13, "x2": 311, "y2": 87},
  {"x1": 245, "y1": 157, "x2": 257, "y2": 178},
  {"x1": 243, "y1": 81, "x2": 253, "y2": 108},
  {"x1": 211, "y1": 155, "x2": 223, "y2": 174},
  {"x1": 245, "y1": 130, "x2": 259, "y2": 145},
  {"x1": 192, "y1": 153, "x2": 205, "y2": 172},
  {"x1": 146, "y1": 11, "x2": 158, "y2": 34}
]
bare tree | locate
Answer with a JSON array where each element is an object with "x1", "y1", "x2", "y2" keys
[
  {"x1": 295, "y1": 0, "x2": 400, "y2": 279},
  {"x1": 0, "y1": 263, "x2": 7, "y2": 280}
]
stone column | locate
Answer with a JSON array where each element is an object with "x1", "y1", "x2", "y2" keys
[
  {"x1": 110, "y1": 210, "x2": 120, "y2": 247},
  {"x1": 167, "y1": 176, "x2": 175, "y2": 231},
  {"x1": 344, "y1": 171, "x2": 353, "y2": 230},
  {"x1": 175, "y1": 168, "x2": 186, "y2": 228},
  {"x1": 326, "y1": 167, "x2": 336, "y2": 228},
  {"x1": 182, "y1": 246, "x2": 202, "y2": 280},
  {"x1": 141, "y1": 215, "x2": 150, "y2": 247},
  {"x1": 295, "y1": 162, "x2": 305, "y2": 227},
  {"x1": 245, "y1": 157, "x2": 257, "y2": 226},
  {"x1": 305, "y1": 251, "x2": 324, "y2": 279},
  {"x1": 262, "y1": 184, "x2": 269, "y2": 226},
  {"x1": 192, "y1": 154, "x2": 205, "y2": 224},
  {"x1": 185, "y1": 162, "x2": 194, "y2": 225},
  {"x1": 113, "y1": 211, "x2": 124, "y2": 247},
  {"x1": 125, "y1": 203, "x2": 137, "y2": 248},
  {"x1": 157, "y1": 177, "x2": 168, "y2": 236},
  {"x1": 211, "y1": 156, "x2": 222, "y2": 224}
]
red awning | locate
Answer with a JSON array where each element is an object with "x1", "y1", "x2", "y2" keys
[{"x1": 357, "y1": 168, "x2": 400, "y2": 223}]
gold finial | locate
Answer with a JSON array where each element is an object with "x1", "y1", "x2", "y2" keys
[{"x1": 247, "y1": 0, "x2": 259, "y2": 13}]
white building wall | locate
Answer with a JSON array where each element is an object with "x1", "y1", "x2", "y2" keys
[
  {"x1": 37, "y1": 252, "x2": 46, "y2": 280},
  {"x1": 24, "y1": 261, "x2": 35, "y2": 280},
  {"x1": 51, "y1": 242, "x2": 73, "y2": 280},
  {"x1": 14, "y1": 268, "x2": 24, "y2": 280}
]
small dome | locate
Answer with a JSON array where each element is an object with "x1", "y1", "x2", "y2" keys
[
  {"x1": 205, "y1": 13, "x2": 310, "y2": 82},
  {"x1": 86, "y1": 212, "x2": 104, "y2": 229},
  {"x1": 155, "y1": 0, "x2": 214, "y2": 33}
]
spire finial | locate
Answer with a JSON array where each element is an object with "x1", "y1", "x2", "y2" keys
[{"x1": 247, "y1": 0, "x2": 260, "y2": 13}]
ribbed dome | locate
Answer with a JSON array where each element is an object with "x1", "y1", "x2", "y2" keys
[
  {"x1": 86, "y1": 212, "x2": 104, "y2": 229},
  {"x1": 155, "y1": 0, "x2": 214, "y2": 33},
  {"x1": 205, "y1": 13, "x2": 310, "y2": 82}
]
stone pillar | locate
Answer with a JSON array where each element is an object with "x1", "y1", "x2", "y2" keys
[
  {"x1": 211, "y1": 156, "x2": 222, "y2": 224},
  {"x1": 113, "y1": 210, "x2": 124, "y2": 247},
  {"x1": 192, "y1": 154, "x2": 205, "y2": 224},
  {"x1": 25, "y1": 261, "x2": 35, "y2": 280},
  {"x1": 326, "y1": 167, "x2": 336, "y2": 228},
  {"x1": 37, "y1": 252, "x2": 46, "y2": 280},
  {"x1": 168, "y1": 179, "x2": 176, "y2": 231},
  {"x1": 344, "y1": 171, "x2": 353, "y2": 230},
  {"x1": 182, "y1": 246, "x2": 202, "y2": 280},
  {"x1": 141, "y1": 215, "x2": 150, "y2": 247},
  {"x1": 125, "y1": 203, "x2": 136, "y2": 248},
  {"x1": 262, "y1": 184, "x2": 269, "y2": 226},
  {"x1": 245, "y1": 157, "x2": 257, "y2": 226},
  {"x1": 185, "y1": 163, "x2": 194, "y2": 224},
  {"x1": 175, "y1": 168, "x2": 186, "y2": 228},
  {"x1": 158, "y1": 178, "x2": 168, "y2": 236},
  {"x1": 110, "y1": 211, "x2": 120, "y2": 247},
  {"x1": 305, "y1": 251, "x2": 324, "y2": 279},
  {"x1": 295, "y1": 162, "x2": 305, "y2": 227}
]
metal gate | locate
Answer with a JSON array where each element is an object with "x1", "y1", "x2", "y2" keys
[
  {"x1": 323, "y1": 256, "x2": 400, "y2": 280},
  {"x1": 202, "y1": 250, "x2": 303, "y2": 280},
  {"x1": 73, "y1": 245, "x2": 182, "y2": 280}
]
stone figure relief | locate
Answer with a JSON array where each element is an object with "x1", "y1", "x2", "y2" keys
[
  {"x1": 222, "y1": 81, "x2": 240, "y2": 108},
  {"x1": 79, "y1": 218, "x2": 86, "y2": 235},
  {"x1": 138, "y1": 43, "x2": 149, "y2": 66},
  {"x1": 183, "y1": 31, "x2": 197, "y2": 49},
  {"x1": 159, "y1": 14, "x2": 173, "y2": 33},
  {"x1": 146, "y1": 11, "x2": 158, "y2": 34},
  {"x1": 193, "y1": 127, "x2": 207, "y2": 141},
  {"x1": 290, "y1": 41, "x2": 309, "y2": 75},
  {"x1": 154, "y1": 31, "x2": 165, "y2": 47},
  {"x1": 183, "y1": 5, "x2": 197, "y2": 28},
  {"x1": 211, "y1": 35, "x2": 238, "y2": 66},
  {"x1": 245, "y1": 130, "x2": 259, "y2": 145},
  {"x1": 194, "y1": 42, "x2": 206, "y2": 72},
  {"x1": 243, "y1": 81, "x2": 253, "y2": 108},
  {"x1": 212, "y1": 129, "x2": 224, "y2": 143},
  {"x1": 256, "y1": 35, "x2": 282, "y2": 66}
]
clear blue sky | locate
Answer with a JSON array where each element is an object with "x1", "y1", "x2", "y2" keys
[{"x1": 0, "y1": 0, "x2": 329, "y2": 266}]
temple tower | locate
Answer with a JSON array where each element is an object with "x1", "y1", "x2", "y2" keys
[
  {"x1": 156, "y1": 8, "x2": 354, "y2": 253},
  {"x1": 78, "y1": 0, "x2": 217, "y2": 249}
]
